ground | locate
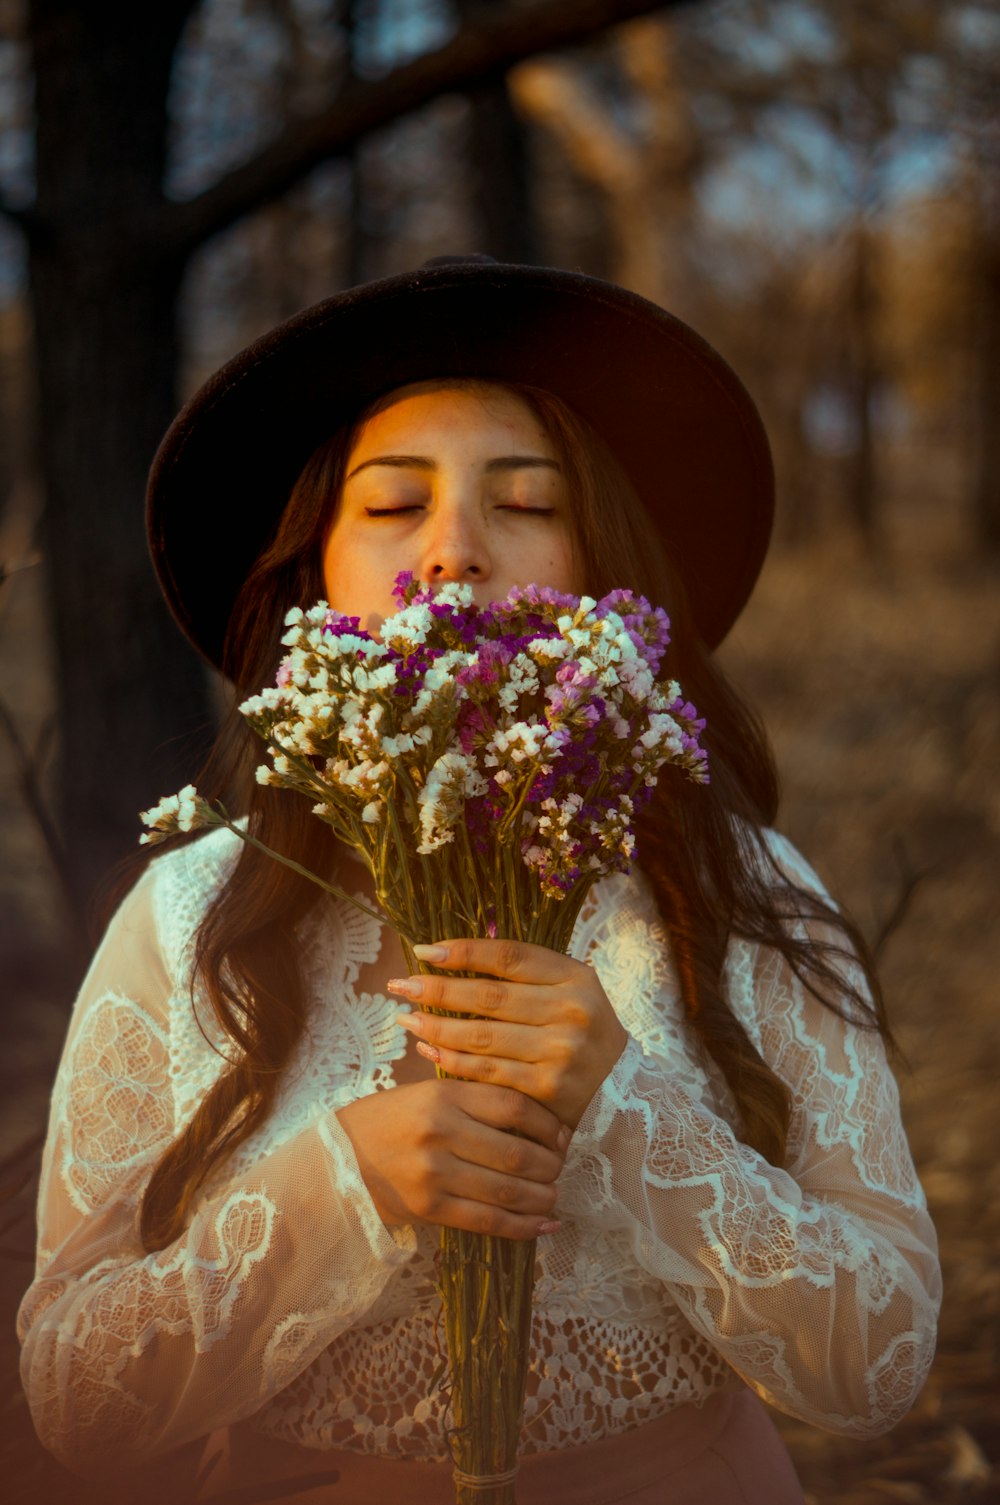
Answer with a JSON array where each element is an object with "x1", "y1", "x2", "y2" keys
[{"x1": 0, "y1": 522, "x2": 997, "y2": 1503}]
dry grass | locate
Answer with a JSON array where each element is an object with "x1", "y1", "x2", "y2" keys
[
  {"x1": 718, "y1": 531, "x2": 1000, "y2": 1504},
  {"x1": 1, "y1": 525, "x2": 997, "y2": 1502}
]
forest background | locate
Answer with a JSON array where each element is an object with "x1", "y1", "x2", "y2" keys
[{"x1": 0, "y1": 1, "x2": 997, "y2": 1501}]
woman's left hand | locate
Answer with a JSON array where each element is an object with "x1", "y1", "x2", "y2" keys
[{"x1": 389, "y1": 939, "x2": 629, "y2": 1132}]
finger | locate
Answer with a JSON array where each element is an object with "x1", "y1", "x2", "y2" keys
[
  {"x1": 435, "y1": 1196, "x2": 563, "y2": 1242},
  {"x1": 470, "y1": 1120, "x2": 565, "y2": 1186},
  {"x1": 389, "y1": 972, "x2": 545, "y2": 1023},
  {"x1": 447, "y1": 1152, "x2": 560, "y2": 1216},
  {"x1": 413, "y1": 937, "x2": 575, "y2": 985},
  {"x1": 448, "y1": 1081, "x2": 566, "y2": 1156},
  {"x1": 399, "y1": 1012, "x2": 543, "y2": 1063},
  {"x1": 431, "y1": 1042, "x2": 539, "y2": 1099}
]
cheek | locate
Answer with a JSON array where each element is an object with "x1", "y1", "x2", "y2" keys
[
  {"x1": 321, "y1": 522, "x2": 362, "y2": 608},
  {"x1": 321, "y1": 530, "x2": 340, "y2": 601},
  {"x1": 552, "y1": 529, "x2": 584, "y2": 594}
]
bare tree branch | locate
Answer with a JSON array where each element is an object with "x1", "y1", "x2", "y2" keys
[
  {"x1": 0, "y1": 555, "x2": 89, "y2": 955},
  {"x1": 872, "y1": 838, "x2": 940, "y2": 962},
  {"x1": 0, "y1": 691, "x2": 89, "y2": 953},
  {"x1": 159, "y1": 0, "x2": 693, "y2": 258}
]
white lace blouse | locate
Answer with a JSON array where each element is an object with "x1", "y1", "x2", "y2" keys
[{"x1": 17, "y1": 825, "x2": 941, "y2": 1475}]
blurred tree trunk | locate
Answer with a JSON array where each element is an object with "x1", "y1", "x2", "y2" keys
[
  {"x1": 844, "y1": 221, "x2": 880, "y2": 544},
  {"x1": 338, "y1": 0, "x2": 371, "y2": 287},
  {"x1": 971, "y1": 208, "x2": 1000, "y2": 552},
  {"x1": 466, "y1": 81, "x2": 540, "y2": 263},
  {"x1": 457, "y1": 0, "x2": 540, "y2": 264},
  {"x1": 27, "y1": 0, "x2": 210, "y2": 912},
  {"x1": 510, "y1": 18, "x2": 697, "y2": 305}
]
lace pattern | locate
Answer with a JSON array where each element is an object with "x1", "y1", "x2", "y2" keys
[{"x1": 18, "y1": 825, "x2": 941, "y2": 1473}]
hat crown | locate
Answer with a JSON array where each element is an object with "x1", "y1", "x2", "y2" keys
[{"x1": 419, "y1": 253, "x2": 500, "y2": 269}]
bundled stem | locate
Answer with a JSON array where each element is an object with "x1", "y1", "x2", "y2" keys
[
  {"x1": 438, "y1": 1226, "x2": 536, "y2": 1505},
  {"x1": 397, "y1": 872, "x2": 587, "y2": 1505}
]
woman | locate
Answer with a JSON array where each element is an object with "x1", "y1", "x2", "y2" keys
[{"x1": 18, "y1": 257, "x2": 941, "y2": 1504}]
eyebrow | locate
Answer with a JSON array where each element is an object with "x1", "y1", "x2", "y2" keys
[{"x1": 345, "y1": 454, "x2": 562, "y2": 481}]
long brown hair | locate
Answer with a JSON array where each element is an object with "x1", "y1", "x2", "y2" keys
[{"x1": 139, "y1": 381, "x2": 890, "y2": 1251}]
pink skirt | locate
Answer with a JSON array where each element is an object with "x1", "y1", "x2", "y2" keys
[{"x1": 199, "y1": 1389, "x2": 804, "y2": 1505}]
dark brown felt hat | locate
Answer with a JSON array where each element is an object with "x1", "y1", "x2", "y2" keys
[{"x1": 147, "y1": 255, "x2": 774, "y2": 668}]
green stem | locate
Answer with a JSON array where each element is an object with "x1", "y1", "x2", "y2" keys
[{"x1": 210, "y1": 809, "x2": 402, "y2": 936}]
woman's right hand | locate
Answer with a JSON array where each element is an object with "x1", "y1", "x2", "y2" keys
[{"x1": 335, "y1": 1080, "x2": 569, "y2": 1241}]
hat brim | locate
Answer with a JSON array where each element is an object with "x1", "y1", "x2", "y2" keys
[{"x1": 147, "y1": 262, "x2": 774, "y2": 667}]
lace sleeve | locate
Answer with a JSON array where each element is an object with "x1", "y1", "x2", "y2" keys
[
  {"x1": 557, "y1": 836, "x2": 942, "y2": 1439},
  {"x1": 16, "y1": 864, "x2": 417, "y2": 1476}
]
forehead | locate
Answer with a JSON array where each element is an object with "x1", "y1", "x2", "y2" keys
[{"x1": 349, "y1": 381, "x2": 554, "y2": 452}]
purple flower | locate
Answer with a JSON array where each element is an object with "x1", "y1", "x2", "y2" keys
[
  {"x1": 456, "y1": 641, "x2": 513, "y2": 693},
  {"x1": 322, "y1": 610, "x2": 371, "y2": 640},
  {"x1": 456, "y1": 703, "x2": 496, "y2": 754},
  {"x1": 500, "y1": 583, "x2": 580, "y2": 614},
  {"x1": 392, "y1": 570, "x2": 417, "y2": 606}
]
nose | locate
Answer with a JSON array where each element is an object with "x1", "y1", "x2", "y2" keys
[{"x1": 422, "y1": 498, "x2": 491, "y2": 584}]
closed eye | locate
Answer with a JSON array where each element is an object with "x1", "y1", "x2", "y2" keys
[{"x1": 364, "y1": 505, "x2": 555, "y2": 516}]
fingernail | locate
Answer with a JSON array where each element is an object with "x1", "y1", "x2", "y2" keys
[
  {"x1": 537, "y1": 1220, "x2": 562, "y2": 1236},
  {"x1": 388, "y1": 976, "x2": 422, "y2": 997},
  {"x1": 413, "y1": 943, "x2": 449, "y2": 963},
  {"x1": 398, "y1": 1012, "x2": 424, "y2": 1034},
  {"x1": 416, "y1": 1040, "x2": 441, "y2": 1063}
]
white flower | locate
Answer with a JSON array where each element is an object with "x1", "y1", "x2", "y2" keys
[
  {"x1": 416, "y1": 748, "x2": 487, "y2": 854},
  {"x1": 489, "y1": 720, "x2": 562, "y2": 765},
  {"x1": 139, "y1": 784, "x2": 211, "y2": 844},
  {"x1": 380, "y1": 600, "x2": 434, "y2": 649},
  {"x1": 634, "y1": 712, "x2": 683, "y2": 757},
  {"x1": 362, "y1": 662, "x2": 398, "y2": 691},
  {"x1": 238, "y1": 687, "x2": 290, "y2": 718},
  {"x1": 526, "y1": 635, "x2": 569, "y2": 662},
  {"x1": 428, "y1": 582, "x2": 475, "y2": 608}
]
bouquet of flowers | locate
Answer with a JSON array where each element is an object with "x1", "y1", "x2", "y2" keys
[{"x1": 141, "y1": 573, "x2": 708, "y2": 1505}]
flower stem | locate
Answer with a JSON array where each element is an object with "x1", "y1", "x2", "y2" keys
[{"x1": 211, "y1": 809, "x2": 397, "y2": 934}]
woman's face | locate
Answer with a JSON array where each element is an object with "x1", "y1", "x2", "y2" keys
[{"x1": 322, "y1": 383, "x2": 581, "y2": 634}]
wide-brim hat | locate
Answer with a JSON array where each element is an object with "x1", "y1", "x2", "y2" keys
[{"x1": 147, "y1": 255, "x2": 773, "y2": 668}]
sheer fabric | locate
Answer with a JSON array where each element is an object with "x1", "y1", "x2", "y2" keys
[{"x1": 18, "y1": 827, "x2": 941, "y2": 1474}]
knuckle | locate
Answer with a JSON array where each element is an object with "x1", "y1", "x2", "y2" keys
[
  {"x1": 502, "y1": 1138, "x2": 530, "y2": 1176},
  {"x1": 479, "y1": 983, "x2": 506, "y2": 1015},
  {"x1": 408, "y1": 1115, "x2": 433, "y2": 1149},
  {"x1": 496, "y1": 939, "x2": 521, "y2": 974},
  {"x1": 503, "y1": 1088, "x2": 531, "y2": 1130},
  {"x1": 567, "y1": 999, "x2": 591, "y2": 1031},
  {"x1": 472, "y1": 1019, "x2": 494, "y2": 1051},
  {"x1": 493, "y1": 1177, "x2": 518, "y2": 1207},
  {"x1": 541, "y1": 1068, "x2": 562, "y2": 1101},
  {"x1": 555, "y1": 1031, "x2": 577, "y2": 1067},
  {"x1": 471, "y1": 1205, "x2": 503, "y2": 1237}
]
